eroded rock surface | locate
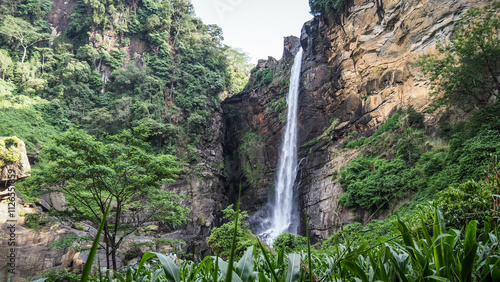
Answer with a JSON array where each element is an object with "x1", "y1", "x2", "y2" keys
[{"x1": 223, "y1": 0, "x2": 486, "y2": 242}]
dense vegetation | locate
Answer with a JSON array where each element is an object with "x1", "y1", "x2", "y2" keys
[
  {"x1": 419, "y1": 1, "x2": 500, "y2": 111},
  {"x1": 309, "y1": 0, "x2": 348, "y2": 15},
  {"x1": 0, "y1": 0, "x2": 250, "y2": 157},
  {"x1": 0, "y1": 0, "x2": 251, "y2": 273},
  {"x1": 1, "y1": 0, "x2": 499, "y2": 281}
]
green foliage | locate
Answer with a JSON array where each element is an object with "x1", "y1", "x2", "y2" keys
[
  {"x1": 40, "y1": 269, "x2": 81, "y2": 282},
  {"x1": 438, "y1": 180, "x2": 493, "y2": 228},
  {"x1": 309, "y1": 0, "x2": 348, "y2": 15},
  {"x1": 419, "y1": 1, "x2": 500, "y2": 109},
  {"x1": 272, "y1": 233, "x2": 308, "y2": 254},
  {"x1": 0, "y1": 15, "x2": 49, "y2": 62},
  {"x1": 255, "y1": 68, "x2": 274, "y2": 87},
  {"x1": 29, "y1": 128, "x2": 187, "y2": 269},
  {"x1": 207, "y1": 204, "x2": 259, "y2": 259},
  {"x1": 65, "y1": 207, "x2": 500, "y2": 282},
  {"x1": 224, "y1": 47, "x2": 252, "y2": 95},
  {"x1": 0, "y1": 0, "x2": 234, "y2": 165},
  {"x1": 50, "y1": 234, "x2": 90, "y2": 252},
  {"x1": 271, "y1": 97, "x2": 287, "y2": 113},
  {"x1": 0, "y1": 136, "x2": 22, "y2": 167},
  {"x1": 24, "y1": 212, "x2": 54, "y2": 231},
  {"x1": 406, "y1": 107, "x2": 425, "y2": 129},
  {"x1": 426, "y1": 103, "x2": 500, "y2": 191},
  {"x1": 0, "y1": 49, "x2": 12, "y2": 79},
  {"x1": 238, "y1": 131, "x2": 265, "y2": 186},
  {"x1": 339, "y1": 157, "x2": 420, "y2": 210},
  {"x1": 17, "y1": 0, "x2": 52, "y2": 25}
]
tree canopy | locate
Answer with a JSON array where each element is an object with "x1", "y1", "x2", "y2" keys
[
  {"x1": 419, "y1": 1, "x2": 500, "y2": 110},
  {"x1": 31, "y1": 128, "x2": 188, "y2": 269}
]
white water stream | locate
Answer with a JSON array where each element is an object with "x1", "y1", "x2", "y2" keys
[{"x1": 261, "y1": 48, "x2": 303, "y2": 245}]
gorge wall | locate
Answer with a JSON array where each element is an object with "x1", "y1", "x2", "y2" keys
[{"x1": 223, "y1": 0, "x2": 486, "y2": 242}]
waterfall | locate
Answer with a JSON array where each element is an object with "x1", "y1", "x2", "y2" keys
[{"x1": 261, "y1": 47, "x2": 303, "y2": 245}]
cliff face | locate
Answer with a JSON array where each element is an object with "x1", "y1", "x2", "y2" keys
[
  {"x1": 222, "y1": 37, "x2": 301, "y2": 228},
  {"x1": 223, "y1": 0, "x2": 486, "y2": 241}
]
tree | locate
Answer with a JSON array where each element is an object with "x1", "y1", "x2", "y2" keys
[
  {"x1": 0, "y1": 15, "x2": 49, "y2": 63},
  {"x1": 207, "y1": 204, "x2": 260, "y2": 259},
  {"x1": 309, "y1": 0, "x2": 348, "y2": 15},
  {"x1": 33, "y1": 128, "x2": 188, "y2": 269},
  {"x1": 0, "y1": 49, "x2": 12, "y2": 79},
  {"x1": 419, "y1": 1, "x2": 500, "y2": 110},
  {"x1": 224, "y1": 47, "x2": 252, "y2": 95}
]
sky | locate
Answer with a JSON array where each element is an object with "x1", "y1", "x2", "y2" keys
[{"x1": 190, "y1": 0, "x2": 312, "y2": 64}]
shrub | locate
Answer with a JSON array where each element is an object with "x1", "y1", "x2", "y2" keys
[
  {"x1": 407, "y1": 108, "x2": 425, "y2": 129},
  {"x1": 50, "y1": 235, "x2": 90, "y2": 252},
  {"x1": 273, "y1": 233, "x2": 308, "y2": 254},
  {"x1": 339, "y1": 157, "x2": 418, "y2": 210},
  {"x1": 207, "y1": 204, "x2": 259, "y2": 259},
  {"x1": 41, "y1": 269, "x2": 81, "y2": 282},
  {"x1": 309, "y1": 0, "x2": 348, "y2": 15},
  {"x1": 438, "y1": 180, "x2": 492, "y2": 228},
  {"x1": 24, "y1": 212, "x2": 53, "y2": 231}
]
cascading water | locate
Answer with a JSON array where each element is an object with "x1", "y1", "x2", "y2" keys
[{"x1": 261, "y1": 47, "x2": 303, "y2": 245}]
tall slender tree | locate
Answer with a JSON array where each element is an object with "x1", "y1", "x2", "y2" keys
[{"x1": 0, "y1": 15, "x2": 49, "y2": 63}]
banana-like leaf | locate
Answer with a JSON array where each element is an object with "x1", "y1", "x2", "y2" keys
[
  {"x1": 236, "y1": 246, "x2": 256, "y2": 281},
  {"x1": 152, "y1": 252, "x2": 180, "y2": 282},
  {"x1": 342, "y1": 260, "x2": 369, "y2": 282},
  {"x1": 126, "y1": 266, "x2": 133, "y2": 282},
  {"x1": 258, "y1": 272, "x2": 270, "y2": 281},
  {"x1": 460, "y1": 220, "x2": 478, "y2": 282},
  {"x1": 286, "y1": 254, "x2": 301, "y2": 282},
  {"x1": 216, "y1": 257, "x2": 244, "y2": 282}
]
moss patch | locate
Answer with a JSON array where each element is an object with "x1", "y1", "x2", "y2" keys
[{"x1": 0, "y1": 136, "x2": 22, "y2": 167}]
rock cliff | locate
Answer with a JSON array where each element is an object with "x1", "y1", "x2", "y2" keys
[{"x1": 223, "y1": 0, "x2": 486, "y2": 242}]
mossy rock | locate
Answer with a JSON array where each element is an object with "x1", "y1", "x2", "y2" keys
[
  {"x1": 0, "y1": 136, "x2": 31, "y2": 181},
  {"x1": 0, "y1": 136, "x2": 22, "y2": 167}
]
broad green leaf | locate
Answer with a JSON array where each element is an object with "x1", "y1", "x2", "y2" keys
[
  {"x1": 286, "y1": 254, "x2": 301, "y2": 282},
  {"x1": 342, "y1": 260, "x2": 369, "y2": 282},
  {"x1": 152, "y1": 252, "x2": 180, "y2": 282},
  {"x1": 236, "y1": 246, "x2": 255, "y2": 281},
  {"x1": 217, "y1": 257, "x2": 244, "y2": 282},
  {"x1": 460, "y1": 220, "x2": 478, "y2": 282}
]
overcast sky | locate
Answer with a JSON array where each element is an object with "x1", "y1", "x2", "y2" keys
[{"x1": 190, "y1": 0, "x2": 312, "y2": 63}]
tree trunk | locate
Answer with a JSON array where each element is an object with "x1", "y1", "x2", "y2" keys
[
  {"x1": 111, "y1": 202, "x2": 122, "y2": 270},
  {"x1": 105, "y1": 236, "x2": 110, "y2": 270},
  {"x1": 103, "y1": 224, "x2": 111, "y2": 270},
  {"x1": 21, "y1": 46, "x2": 27, "y2": 63},
  {"x1": 112, "y1": 247, "x2": 117, "y2": 270}
]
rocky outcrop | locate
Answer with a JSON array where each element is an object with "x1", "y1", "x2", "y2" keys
[
  {"x1": 223, "y1": 0, "x2": 487, "y2": 242},
  {"x1": 161, "y1": 109, "x2": 228, "y2": 260},
  {"x1": 297, "y1": 0, "x2": 485, "y2": 242},
  {"x1": 47, "y1": 0, "x2": 76, "y2": 37},
  {"x1": 0, "y1": 137, "x2": 30, "y2": 183}
]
